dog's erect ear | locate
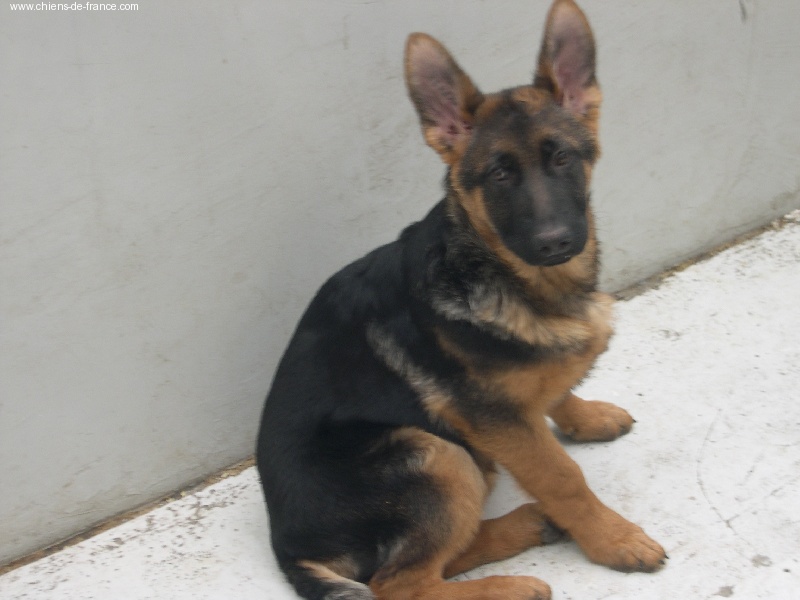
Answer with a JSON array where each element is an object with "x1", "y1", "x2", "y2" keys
[
  {"x1": 534, "y1": 0, "x2": 600, "y2": 127},
  {"x1": 405, "y1": 33, "x2": 484, "y2": 165}
]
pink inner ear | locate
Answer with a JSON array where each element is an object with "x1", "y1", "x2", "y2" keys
[
  {"x1": 428, "y1": 101, "x2": 465, "y2": 142},
  {"x1": 418, "y1": 75, "x2": 471, "y2": 146},
  {"x1": 432, "y1": 115, "x2": 471, "y2": 149},
  {"x1": 545, "y1": 1, "x2": 595, "y2": 117},
  {"x1": 555, "y1": 60, "x2": 588, "y2": 114},
  {"x1": 552, "y1": 36, "x2": 592, "y2": 115}
]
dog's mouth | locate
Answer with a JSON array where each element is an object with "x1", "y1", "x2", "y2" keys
[
  {"x1": 540, "y1": 253, "x2": 573, "y2": 267},
  {"x1": 505, "y1": 238, "x2": 577, "y2": 267}
]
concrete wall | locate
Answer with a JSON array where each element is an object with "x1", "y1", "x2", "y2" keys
[{"x1": 1, "y1": 1, "x2": 799, "y2": 565}]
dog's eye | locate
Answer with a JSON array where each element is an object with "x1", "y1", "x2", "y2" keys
[
  {"x1": 488, "y1": 156, "x2": 518, "y2": 184},
  {"x1": 490, "y1": 166, "x2": 509, "y2": 182},
  {"x1": 553, "y1": 149, "x2": 571, "y2": 168}
]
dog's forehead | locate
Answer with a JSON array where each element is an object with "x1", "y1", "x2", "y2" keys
[{"x1": 472, "y1": 88, "x2": 591, "y2": 159}]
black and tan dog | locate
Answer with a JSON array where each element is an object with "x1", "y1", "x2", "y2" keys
[{"x1": 257, "y1": 2, "x2": 666, "y2": 598}]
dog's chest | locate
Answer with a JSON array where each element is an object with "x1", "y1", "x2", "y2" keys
[{"x1": 461, "y1": 291, "x2": 615, "y2": 411}]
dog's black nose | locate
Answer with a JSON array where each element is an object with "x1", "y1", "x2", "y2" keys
[{"x1": 534, "y1": 227, "x2": 573, "y2": 261}]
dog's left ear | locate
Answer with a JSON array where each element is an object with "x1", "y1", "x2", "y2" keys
[
  {"x1": 534, "y1": 0, "x2": 601, "y2": 131},
  {"x1": 405, "y1": 33, "x2": 484, "y2": 165}
]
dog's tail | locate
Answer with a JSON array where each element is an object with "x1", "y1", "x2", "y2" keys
[{"x1": 281, "y1": 559, "x2": 376, "y2": 600}]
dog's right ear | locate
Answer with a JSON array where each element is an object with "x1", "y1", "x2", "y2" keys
[
  {"x1": 404, "y1": 33, "x2": 484, "y2": 165},
  {"x1": 534, "y1": 0, "x2": 600, "y2": 134}
]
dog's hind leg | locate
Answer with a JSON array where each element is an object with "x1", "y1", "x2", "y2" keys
[
  {"x1": 443, "y1": 502, "x2": 565, "y2": 578},
  {"x1": 368, "y1": 430, "x2": 551, "y2": 600},
  {"x1": 549, "y1": 392, "x2": 634, "y2": 442}
]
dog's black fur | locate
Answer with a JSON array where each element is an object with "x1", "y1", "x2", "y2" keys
[{"x1": 258, "y1": 201, "x2": 528, "y2": 587}]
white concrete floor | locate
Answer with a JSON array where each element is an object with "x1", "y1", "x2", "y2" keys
[{"x1": 2, "y1": 211, "x2": 799, "y2": 600}]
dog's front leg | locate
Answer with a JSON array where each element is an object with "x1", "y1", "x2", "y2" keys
[{"x1": 470, "y1": 415, "x2": 666, "y2": 572}]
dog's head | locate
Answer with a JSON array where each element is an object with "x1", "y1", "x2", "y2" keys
[{"x1": 405, "y1": 0, "x2": 600, "y2": 269}]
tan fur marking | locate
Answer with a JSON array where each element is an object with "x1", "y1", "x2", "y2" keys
[
  {"x1": 452, "y1": 415, "x2": 664, "y2": 573},
  {"x1": 471, "y1": 93, "x2": 507, "y2": 124},
  {"x1": 449, "y1": 291, "x2": 614, "y2": 404},
  {"x1": 430, "y1": 288, "x2": 663, "y2": 572},
  {"x1": 298, "y1": 559, "x2": 374, "y2": 599},
  {"x1": 369, "y1": 431, "x2": 550, "y2": 600},
  {"x1": 385, "y1": 429, "x2": 490, "y2": 552},
  {"x1": 509, "y1": 86, "x2": 549, "y2": 111},
  {"x1": 367, "y1": 433, "x2": 556, "y2": 599},
  {"x1": 366, "y1": 323, "x2": 464, "y2": 432},
  {"x1": 578, "y1": 85, "x2": 602, "y2": 140},
  {"x1": 425, "y1": 434, "x2": 488, "y2": 553},
  {"x1": 472, "y1": 293, "x2": 598, "y2": 349},
  {"x1": 371, "y1": 574, "x2": 551, "y2": 600},
  {"x1": 487, "y1": 356, "x2": 592, "y2": 414},
  {"x1": 444, "y1": 503, "x2": 560, "y2": 578},
  {"x1": 431, "y1": 284, "x2": 611, "y2": 353},
  {"x1": 299, "y1": 557, "x2": 361, "y2": 582}
]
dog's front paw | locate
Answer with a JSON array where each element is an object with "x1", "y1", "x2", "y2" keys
[
  {"x1": 564, "y1": 399, "x2": 634, "y2": 442},
  {"x1": 551, "y1": 396, "x2": 634, "y2": 442},
  {"x1": 579, "y1": 513, "x2": 667, "y2": 572}
]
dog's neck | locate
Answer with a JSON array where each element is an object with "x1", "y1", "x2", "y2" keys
[{"x1": 442, "y1": 191, "x2": 600, "y2": 315}]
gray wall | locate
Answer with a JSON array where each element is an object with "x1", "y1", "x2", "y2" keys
[{"x1": 2, "y1": 1, "x2": 799, "y2": 565}]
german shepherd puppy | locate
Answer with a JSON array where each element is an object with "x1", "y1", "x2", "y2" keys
[{"x1": 257, "y1": 2, "x2": 666, "y2": 598}]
